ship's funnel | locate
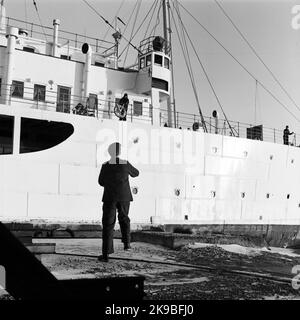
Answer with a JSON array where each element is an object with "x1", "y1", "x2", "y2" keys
[
  {"x1": 212, "y1": 110, "x2": 219, "y2": 134},
  {"x1": 52, "y1": 19, "x2": 60, "y2": 57},
  {"x1": 0, "y1": 2, "x2": 6, "y2": 32},
  {"x1": 81, "y1": 43, "x2": 92, "y2": 101}
]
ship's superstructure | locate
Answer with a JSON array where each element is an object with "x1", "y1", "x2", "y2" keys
[{"x1": 1, "y1": 1, "x2": 300, "y2": 246}]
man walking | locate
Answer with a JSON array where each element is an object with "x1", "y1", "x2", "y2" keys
[{"x1": 98, "y1": 142, "x2": 139, "y2": 262}]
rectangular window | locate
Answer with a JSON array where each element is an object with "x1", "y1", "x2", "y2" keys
[
  {"x1": 12, "y1": 81, "x2": 24, "y2": 98},
  {"x1": 87, "y1": 93, "x2": 98, "y2": 116},
  {"x1": 60, "y1": 55, "x2": 71, "y2": 60},
  {"x1": 0, "y1": 115, "x2": 14, "y2": 155},
  {"x1": 23, "y1": 47, "x2": 35, "y2": 53},
  {"x1": 146, "y1": 54, "x2": 152, "y2": 66},
  {"x1": 139, "y1": 57, "x2": 145, "y2": 69},
  {"x1": 95, "y1": 61, "x2": 105, "y2": 67},
  {"x1": 154, "y1": 54, "x2": 163, "y2": 66},
  {"x1": 33, "y1": 84, "x2": 46, "y2": 102},
  {"x1": 164, "y1": 57, "x2": 170, "y2": 69},
  {"x1": 56, "y1": 86, "x2": 71, "y2": 113},
  {"x1": 152, "y1": 77, "x2": 168, "y2": 91},
  {"x1": 133, "y1": 101, "x2": 143, "y2": 116}
]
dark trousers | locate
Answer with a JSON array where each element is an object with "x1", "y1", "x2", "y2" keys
[
  {"x1": 283, "y1": 136, "x2": 288, "y2": 145},
  {"x1": 102, "y1": 201, "x2": 130, "y2": 256}
]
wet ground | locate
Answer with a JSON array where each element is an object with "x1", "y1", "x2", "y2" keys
[{"x1": 1, "y1": 238, "x2": 300, "y2": 300}]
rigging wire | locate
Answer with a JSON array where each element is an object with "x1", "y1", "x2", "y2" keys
[
  {"x1": 100, "y1": 0, "x2": 126, "y2": 42},
  {"x1": 170, "y1": 2, "x2": 207, "y2": 131},
  {"x1": 214, "y1": 0, "x2": 300, "y2": 115},
  {"x1": 119, "y1": 0, "x2": 159, "y2": 67},
  {"x1": 116, "y1": 1, "x2": 139, "y2": 62},
  {"x1": 24, "y1": 0, "x2": 28, "y2": 30},
  {"x1": 123, "y1": 0, "x2": 141, "y2": 67},
  {"x1": 176, "y1": 0, "x2": 300, "y2": 123},
  {"x1": 150, "y1": 0, "x2": 162, "y2": 38},
  {"x1": 254, "y1": 80, "x2": 258, "y2": 125},
  {"x1": 32, "y1": 0, "x2": 48, "y2": 42},
  {"x1": 173, "y1": 0, "x2": 201, "y2": 126},
  {"x1": 174, "y1": 1, "x2": 235, "y2": 135},
  {"x1": 143, "y1": 0, "x2": 160, "y2": 40},
  {"x1": 82, "y1": 0, "x2": 142, "y2": 54},
  {"x1": 120, "y1": 0, "x2": 139, "y2": 36}
]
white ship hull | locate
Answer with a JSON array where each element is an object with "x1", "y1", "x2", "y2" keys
[{"x1": 1, "y1": 104, "x2": 300, "y2": 247}]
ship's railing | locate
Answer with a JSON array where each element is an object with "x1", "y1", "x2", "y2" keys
[
  {"x1": 165, "y1": 109, "x2": 298, "y2": 146},
  {"x1": 139, "y1": 36, "x2": 171, "y2": 56},
  {"x1": 0, "y1": 82, "x2": 298, "y2": 147},
  {"x1": 0, "y1": 83, "x2": 154, "y2": 124},
  {"x1": 5, "y1": 17, "x2": 114, "y2": 53}
]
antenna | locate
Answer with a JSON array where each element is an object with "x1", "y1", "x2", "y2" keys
[{"x1": 82, "y1": 0, "x2": 142, "y2": 55}]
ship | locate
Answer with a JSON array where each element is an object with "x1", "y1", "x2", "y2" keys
[{"x1": 0, "y1": 0, "x2": 300, "y2": 247}]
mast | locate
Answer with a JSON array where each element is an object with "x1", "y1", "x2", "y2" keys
[{"x1": 162, "y1": 0, "x2": 176, "y2": 128}]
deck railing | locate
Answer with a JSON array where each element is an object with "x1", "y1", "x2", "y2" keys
[
  {"x1": 0, "y1": 82, "x2": 298, "y2": 147},
  {"x1": 5, "y1": 16, "x2": 114, "y2": 53}
]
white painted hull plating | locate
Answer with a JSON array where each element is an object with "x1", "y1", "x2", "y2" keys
[{"x1": 1, "y1": 105, "x2": 300, "y2": 227}]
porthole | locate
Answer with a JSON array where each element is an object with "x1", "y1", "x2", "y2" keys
[
  {"x1": 184, "y1": 215, "x2": 189, "y2": 220},
  {"x1": 287, "y1": 194, "x2": 290, "y2": 199},
  {"x1": 175, "y1": 189, "x2": 180, "y2": 196},
  {"x1": 241, "y1": 192, "x2": 245, "y2": 198},
  {"x1": 132, "y1": 187, "x2": 138, "y2": 195},
  {"x1": 266, "y1": 193, "x2": 270, "y2": 199}
]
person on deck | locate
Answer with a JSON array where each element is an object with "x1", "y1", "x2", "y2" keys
[
  {"x1": 97, "y1": 142, "x2": 139, "y2": 262},
  {"x1": 283, "y1": 126, "x2": 294, "y2": 145},
  {"x1": 118, "y1": 93, "x2": 129, "y2": 121}
]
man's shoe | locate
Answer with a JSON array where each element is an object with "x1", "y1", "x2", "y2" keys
[
  {"x1": 124, "y1": 245, "x2": 131, "y2": 251},
  {"x1": 97, "y1": 255, "x2": 109, "y2": 262}
]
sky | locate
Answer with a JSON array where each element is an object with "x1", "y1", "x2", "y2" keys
[{"x1": 4, "y1": 0, "x2": 300, "y2": 134}]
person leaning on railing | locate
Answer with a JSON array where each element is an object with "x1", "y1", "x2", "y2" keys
[{"x1": 283, "y1": 125, "x2": 294, "y2": 145}]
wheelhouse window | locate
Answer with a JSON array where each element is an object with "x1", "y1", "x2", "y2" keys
[
  {"x1": 139, "y1": 57, "x2": 145, "y2": 69},
  {"x1": 133, "y1": 101, "x2": 143, "y2": 116},
  {"x1": 146, "y1": 54, "x2": 152, "y2": 66},
  {"x1": 0, "y1": 115, "x2": 14, "y2": 155},
  {"x1": 154, "y1": 54, "x2": 163, "y2": 66},
  {"x1": 20, "y1": 117, "x2": 74, "y2": 153},
  {"x1": 56, "y1": 86, "x2": 71, "y2": 113},
  {"x1": 164, "y1": 57, "x2": 170, "y2": 69},
  {"x1": 34, "y1": 84, "x2": 46, "y2": 102},
  {"x1": 11, "y1": 81, "x2": 24, "y2": 98}
]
